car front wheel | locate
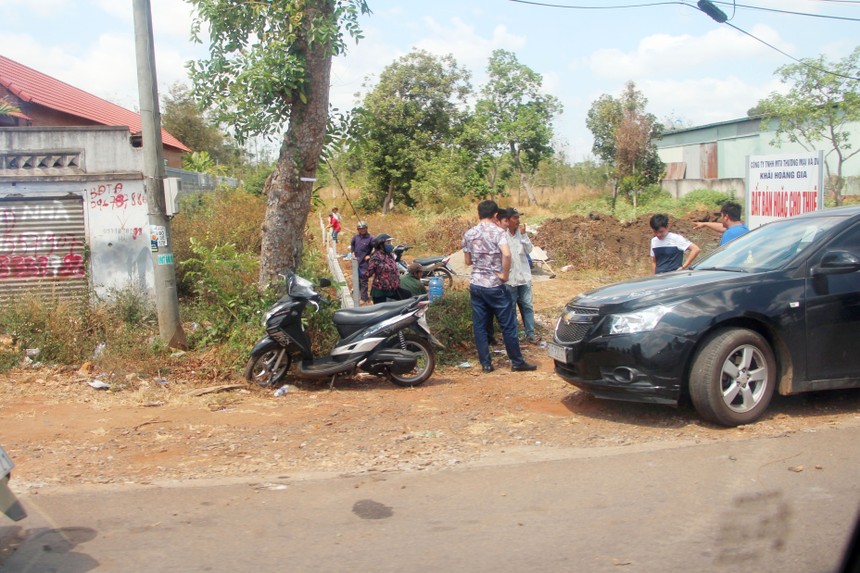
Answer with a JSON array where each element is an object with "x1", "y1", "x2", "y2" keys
[{"x1": 690, "y1": 328, "x2": 776, "y2": 426}]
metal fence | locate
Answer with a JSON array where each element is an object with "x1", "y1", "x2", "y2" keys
[{"x1": 164, "y1": 167, "x2": 238, "y2": 194}]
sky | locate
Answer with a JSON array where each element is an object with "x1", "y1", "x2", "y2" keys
[{"x1": 1, "y1": 0, "x2": 858, "y2": 161}]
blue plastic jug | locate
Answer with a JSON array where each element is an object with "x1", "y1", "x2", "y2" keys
[{"x1": 428, "y1": 276, "x2": 443, "y2": 302}]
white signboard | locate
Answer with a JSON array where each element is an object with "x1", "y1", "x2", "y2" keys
[{"x1": 746, "y1": 151, "x2": 824, "y2": 229}]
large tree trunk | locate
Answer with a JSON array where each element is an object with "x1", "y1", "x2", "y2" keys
[
  {"x1": 258, "y1": 3, "x2": 334, "y2": 288},
  {"x1": 381, "y1": 181, "x2": 395, "y2": 215},
  {"x1": 509, "y1": 142, "x2": 538, "y2": 205}
]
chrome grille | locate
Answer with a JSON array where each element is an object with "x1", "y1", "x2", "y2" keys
[{"x1": 555, "y1": 306, "x2": 599, "y2": 343}]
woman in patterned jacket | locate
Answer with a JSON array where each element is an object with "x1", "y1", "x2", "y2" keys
[{"x1": 366, "y1": 233, "x2": 401, "y2": 304}]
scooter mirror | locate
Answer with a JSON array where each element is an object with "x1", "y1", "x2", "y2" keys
[{"x1": 319, "y1": 278, "x2": 332, "y2": 288}]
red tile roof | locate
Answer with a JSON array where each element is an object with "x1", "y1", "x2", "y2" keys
[{"x1": 0, "y1": 54, "x2": 190, "y2": 152}]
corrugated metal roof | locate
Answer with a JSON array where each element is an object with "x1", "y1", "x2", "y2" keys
[{"x1": 0, "y1": 54, "x2": 190, "y2": 152}]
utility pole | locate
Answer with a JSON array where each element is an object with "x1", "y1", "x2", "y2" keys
[{"x1": 132, "y1": 0, "x2": 187, "y2": 349}]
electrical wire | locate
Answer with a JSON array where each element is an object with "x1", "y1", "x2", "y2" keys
[
  {"x1": 507, "y1": 0, "x2": 860, "y2": 80},
  {"x1": 725, "y1": 21, "x2": 860, "y2": 80},
  {"x1": 507, "y1": 0, "x2": 688, "y2": 9},
  {"x1": 712, "y1": 1, "x2": 860, "y2": 21}
]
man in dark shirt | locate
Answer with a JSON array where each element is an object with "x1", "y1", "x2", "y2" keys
[
  {"x1": 349, "y1": 221, "x2": 375, "y2": 303},
  {"x1": 399, "y1": 262, "x2": 427, "y2": 297}
]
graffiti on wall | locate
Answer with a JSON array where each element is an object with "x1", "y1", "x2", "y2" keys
[
  {"x1": 88, "y1": 182, "x2": 145, "y2": 211},
  {"x1": 0, "y1": 201, "x2": 85, "y2": 280}
]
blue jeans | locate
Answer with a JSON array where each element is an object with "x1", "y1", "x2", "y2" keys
[
  {"x1": 507, "y1": 282, "x2": 535, "y2": 338},
  {"x1": 469, "y1": 284, "x2": 527, "y2": 369}
]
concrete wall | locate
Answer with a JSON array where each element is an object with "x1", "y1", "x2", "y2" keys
[
  {"x1": 661, "y1": 178, "x2": 746, "y2": 200},
  {"x1": 0, "y1": 126, "x2": 144, "y2": 173},
  {"x1": 0, "y1": 127, "x2": 155, "y2": 299}
]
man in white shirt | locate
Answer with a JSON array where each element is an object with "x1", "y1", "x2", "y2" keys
[{"x1": 504, "y1": 208, "x2": 538, "y2": 344}]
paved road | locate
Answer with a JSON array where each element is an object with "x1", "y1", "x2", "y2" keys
[{"x1": 2, "y1": 425, "x2": 858, "y2": 573}]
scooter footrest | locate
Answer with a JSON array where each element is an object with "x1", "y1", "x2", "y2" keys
[{"x1": 298, "y1": 358, "x2": 357, "y2": 378}]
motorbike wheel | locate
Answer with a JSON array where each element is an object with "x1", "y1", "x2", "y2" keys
[
  {"x1": 244, "y1": 342, "x2": 292, "y2": 387},
  {"x1": 388, "y1": 334, "x2": 436, "y2": 387},
  {"x1": 428, "y1": 267, "x2": 454, "y2": 288}
]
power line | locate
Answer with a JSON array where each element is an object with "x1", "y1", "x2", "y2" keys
[
  {"x1": 508, "y1": 0, "x2": 860, "y2": 18},
  {"x1": 507, "y1": 0, "x2": 860, "y2": 80},
  {"x1": 507, "y1": 0, "x2": 688, "y2": 10},
  {"x1": 712, "y1": 1, "x2": 860, "y2": 21},
  {"x1": 725, "y1": 21, "x2": 860, "y2": 81}
]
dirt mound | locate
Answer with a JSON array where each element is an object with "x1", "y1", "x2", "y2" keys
[{"x1": 535, "y1": 212, "x2": 720, "y2": 276}]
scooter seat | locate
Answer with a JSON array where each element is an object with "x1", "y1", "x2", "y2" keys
[
  {"x1": 413, "y1": 256, "x2": 444, "y2": 266},
  {"x1": 333, "y1": 298, "x2": 414, "y2": 327}
]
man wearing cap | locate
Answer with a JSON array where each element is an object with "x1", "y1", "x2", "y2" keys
[
  {"x1": 349, "y1": 221, "x2": 375, "y2": 303},
  {"x1": 462, "y1": 199, "x2": 537, "y2": 374},
  {"x1": 399, "y1": 262, "x2": 427, "y2": 297},
  {"x1": 505, "y1": 208, "x2": 538, "y2": 344}
]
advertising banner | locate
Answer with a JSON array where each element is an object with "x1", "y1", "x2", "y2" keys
[{"x1": 746, "y1": 151, "x2": 824, "y2": 229}]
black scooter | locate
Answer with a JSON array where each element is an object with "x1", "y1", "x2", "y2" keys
[
  {"x1": 393, "y1": 244, "x2": 456, "y2": 288},
  {"x1": 245, "y1": 271, "x2": 443, "y2": 388}
]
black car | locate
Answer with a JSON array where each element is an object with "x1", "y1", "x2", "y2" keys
[{"x1": 549, "y1": 205, "x2": 860, "y2": 426}]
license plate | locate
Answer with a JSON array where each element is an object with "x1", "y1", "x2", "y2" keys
[
  {"x1": 0, "y1": 445, "x2": 14, "y2": 478},
  {"x1": 547, "y1": 343, "x2": 568, "y2": 362}
]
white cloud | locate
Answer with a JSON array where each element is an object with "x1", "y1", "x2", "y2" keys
[
  {"x1": 95, "y1": 0, "x2": 197, "y2": 39},
  {"x1": 330, "y1": 16, "x2": 528, "y2": 110},
  {"x1": 640, "y1": 76, "x2": 785, "y2": 126},
  {"x1": 587, "y1": 25, "x2": 790, "y2": 81},
  {"x1": 414, "y1": 18, "x2": 525, "y2": 72},
  {"x1": 4, "y1": 0, "x2": 68, "y2": 17}
]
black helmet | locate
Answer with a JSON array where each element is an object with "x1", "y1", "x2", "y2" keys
[{"x1": 374, "y1": 233, "x2": 392, "y2": 249}]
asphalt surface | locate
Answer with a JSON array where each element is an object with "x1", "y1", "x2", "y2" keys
[{"x1": 1, "y1": 424, "x2": 858, "y2": 573}]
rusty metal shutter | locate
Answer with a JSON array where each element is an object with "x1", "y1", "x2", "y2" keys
[
  {"x1": 0, "y1": 195, "x2": 88, "y2": 301},
  {"x1": 700, "y1": 143, "x2": 718, "y2": 179}
]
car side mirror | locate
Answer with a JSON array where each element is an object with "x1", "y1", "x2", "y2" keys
[
  {"x1": 319, "y1": 278, "x2": 332, "y2": 288},
  {"x1": 812, "y1": 250, "x2": 860, "y2": 276}
]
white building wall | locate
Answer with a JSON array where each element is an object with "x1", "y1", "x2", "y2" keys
[{"x1": 0, "y1": 127, "x2": 156, "y2": 299}]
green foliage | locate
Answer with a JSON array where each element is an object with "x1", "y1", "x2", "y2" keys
[
  {"x1": 637, "y1": 184, "x2": 673, "y2": 205},
  {"x1": 585, "y1": 81, "x2": 664, "y2": 189},
  {"x1": 171, "y1": 188, "x2": 265, "y2": 295},
  {"x1": 179, "y1": 239, "x2": 265, "y2": 347},
  {"x1": 236, "y1": 162, "x2": 275, "y2": 196},
  {"x1": 425, "y1": 289, "x2": 476, "y2": 364},
  {"x1": 295, "y1": 250, "x2": 341, "y2": 355},
  {"x1": 0, "y1": 96, "x2": 21, "y2": 117},
  {"x1": 161, "y1": 82, "x2": 238, "y2": 166},
  {"x1": 182, "y1": 151, "x2": 227, "y2": 175},
  {"x1": 355, "y1": 49, "x2": 473, "y2": 210},
  {"x1": 410, "y1": 148, "x2": 482, "y2": 209},
  {"x1": 475, "y1": 50, "x2": 562, "y2": 197},
  {"x1": 756, "y1": 46, "x2": 860, "y2": 205},
  {"x1": 187, "y1": 0, "x2": 370, "y2": 143},
  {"x1": 102, "y1": 284, "x2": 157, "y2": 327},
  {"x1": 678, "y1": 189, "x2": 737, "y2": 211}
]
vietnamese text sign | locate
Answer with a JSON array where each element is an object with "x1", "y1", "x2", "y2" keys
[{"x1": 746, "y1": 151, "x2": 823, "y2": 229}]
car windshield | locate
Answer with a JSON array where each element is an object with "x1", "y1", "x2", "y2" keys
[{"x1": 693, "y1": 216, "x2": 843, "y2": 272}]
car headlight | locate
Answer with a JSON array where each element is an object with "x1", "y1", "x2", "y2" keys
[{"x1": 608, "y1": 304, "x2": 675, "y2": 335}]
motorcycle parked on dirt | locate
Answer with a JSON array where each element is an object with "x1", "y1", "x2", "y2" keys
[
  {"x1": 245, "y1": 271, "x2": 443, "y2": 388},
  {"x1": 393, "y1": 244, "x2": 456, "y2": 288}
]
